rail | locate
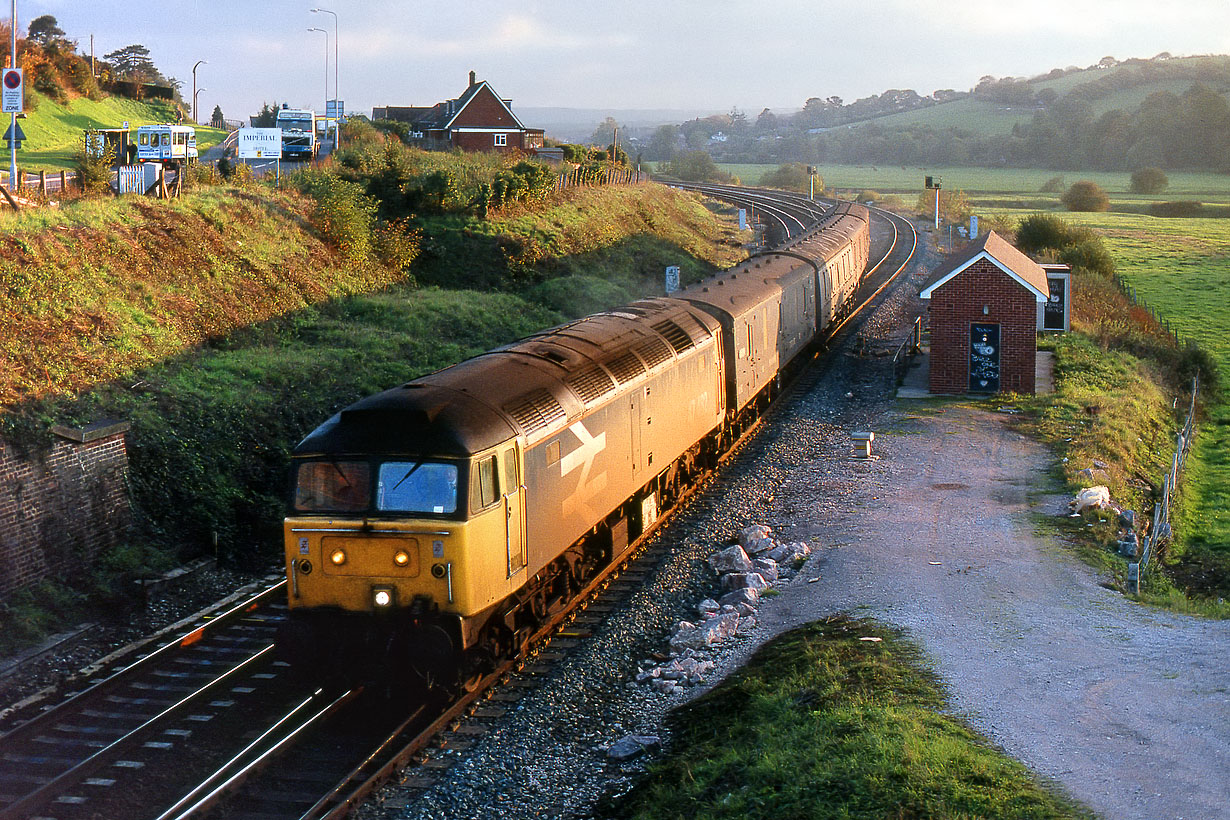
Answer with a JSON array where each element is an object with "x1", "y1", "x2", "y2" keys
[{"x1": 1128, "y1": 375, "x2": 1199, "y2": 594}]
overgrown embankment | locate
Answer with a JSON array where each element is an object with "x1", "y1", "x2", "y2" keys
[{"x1": 1, "y1": 171, "x2": 747, "y2": 577}]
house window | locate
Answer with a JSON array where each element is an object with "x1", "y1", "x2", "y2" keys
[{"x1": 494, "y1": 134, "x2": 507, "y2": 147}]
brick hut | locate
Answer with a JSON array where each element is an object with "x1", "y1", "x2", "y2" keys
[{"x1": 920, "y1": 231, "x2": 1049, "y2": 394}]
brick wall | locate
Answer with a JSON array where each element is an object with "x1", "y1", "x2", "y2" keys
[
  {"x1": 0, "y1": 423, "x2": 132, "y2": 600},
  {"x1": 929, "y1": 259, "x2": 1039, "y2": 394}
]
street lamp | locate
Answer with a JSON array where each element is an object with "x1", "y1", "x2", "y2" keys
[
  {"x1": 310, "y1": 7, "x2": 338, "y2": 148},
  {"x1": 194, "y1": 88, "x2": 207, "y2": 125},
  {"x1": 192, "y1": 59, "x2": 207, "y2": 123},
  {"x1": 307, "y1": 27, "x2": 328, "y2": 133}
]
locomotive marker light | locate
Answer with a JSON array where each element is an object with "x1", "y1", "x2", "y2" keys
[
  {"x1": 329, "y1": 548, "x2": 347, "y2": 566},
  {"x1": 394, "y1": 549, "x2": 411, "y2": 567}
]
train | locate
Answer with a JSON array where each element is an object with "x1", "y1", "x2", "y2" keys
[{"x1": 277, "y1": 199, "x2": 871, "y2": 687}]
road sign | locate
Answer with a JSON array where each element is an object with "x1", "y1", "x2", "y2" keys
[
  {"x1": 238, "y1": 127, "x2": 282, "y2": 159},
  {"x1": 326, "y1": 100, "x2": 344, "y2": 119},
  {"x1": 2, "y1": 68, "x2": 23, "y2": 114}
]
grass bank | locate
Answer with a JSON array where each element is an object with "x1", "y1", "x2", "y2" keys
[
  {"x1": 0, "y1": 176, "x2": 747, "y2": 634},
  {"x1": 600, "y1": 617, "x2": 1093, "y2": 820}
]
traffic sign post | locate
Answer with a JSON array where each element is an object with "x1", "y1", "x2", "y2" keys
[{"x1": 1, "y1": 68, "x2": 22, "y2": 113}]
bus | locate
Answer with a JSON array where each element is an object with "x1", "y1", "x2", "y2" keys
[
  {"x1": 275, "y1": 105, "x2": 318, "y2": 160},
  {"x1": 135, "y1": 124, "x2": 198, "y2": 165}
]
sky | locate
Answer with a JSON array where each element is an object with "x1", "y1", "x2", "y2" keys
[{"x1": 21, "y1": 0, "x2": 1230, "y2": 126}]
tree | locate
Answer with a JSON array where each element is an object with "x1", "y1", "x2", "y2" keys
[
  {"x1": 251, "y1": 102, "x2": 283, "y2": 127},
  {"x1": 588, "y1": 116, "x2": 620, "y2": 147},
  {"x1": 661, "y1": 150, "x2": 731, "y2": 183},
  {"x1": 754, "y1": 108, "x2": 778, "y2": 132},
  {"x1": 1061, "y1": 180, "x2": 1110, "y2": 212},
  {"x1": 28, "y1": 14, "x2": 65, "y2": 46},
  {"x1": 644, "y1": 124, "x2": 680, "y2": 162},
  {"x1": 104, "y1": 44, "x2": 158, "y2": 83},
  {"x1": 1130, "y1": 167, "x2": 1168, "y2": 194}
]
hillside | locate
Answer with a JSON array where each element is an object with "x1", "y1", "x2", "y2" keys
[{"x1": 16, "y1": 90, "x2": 228, "y2": 171}]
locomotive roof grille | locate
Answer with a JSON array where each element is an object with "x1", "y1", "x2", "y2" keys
[
  {"x1": 634, "y1": 335, "x2": 674, "y2": 369},
  {"x1": 606, "y1": 350, "x2": 647, "y2": 385},
  {"x1": 566, "y1": 366, "x2": 616, "y2": 405},
  {"x1": 651, "y1": 319, "x2": 695, "y2": 354},
  {"x1": 503, "y1": 388, "x2": 566, "y2": 434}
]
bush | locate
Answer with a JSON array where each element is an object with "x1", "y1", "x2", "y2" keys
[
  {"x1": 1015, "y1": 213, "x2": 1070, "y2": 254},
  {"x1": 1061, "y1": 180, "x2": 1110, "y2": 212},
  {"x1": 661, "y1": 150, "x2": 731, "y2": 183},
  {"x1": 1148, "y1": 200, "x2": 1202, "y2": 217},
  {"x1": 1039, "y1": 175, "x2": 1065, "y2": 193},
  {"x1": 73, "y1": 130, "x2": 115, "y2": 195},
  {"x1": 296, "y1": 170, "x2": 378, "y2": 263},
  {"x1": 1059, "y1": 238, "x2": 1116, "y2": 278},
  {"x1": 759, "y1": 163, "x2": 815, "y2": 193},
  {"x1": 1130, "y1": 167, "x2": 1169, "y2": 194}
]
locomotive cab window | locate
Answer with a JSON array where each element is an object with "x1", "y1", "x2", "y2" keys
[
  {"x1": 377, "y1": 461, "x2": 458, "y2": 514},
  {"x1": 471, "y1": 455, "x2": 499, "y2": 510},
  {"x1": 293, "y1": 461, "x2": 371, "y2": 512}
]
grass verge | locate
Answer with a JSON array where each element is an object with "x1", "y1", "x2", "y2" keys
[{"x1": 599, "y1": 616, "x2": 1094, "y2": 820}]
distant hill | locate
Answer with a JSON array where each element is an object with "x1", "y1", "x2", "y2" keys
[{"x1": 518, "y1": 107, "x2": 737, "y2": 143}]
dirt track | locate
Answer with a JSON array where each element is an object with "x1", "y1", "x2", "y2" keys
[{"x1": 758, "y1": 402, "x2": 1230, "y2": 820}]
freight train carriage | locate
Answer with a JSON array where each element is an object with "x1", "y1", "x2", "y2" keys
[{"x1": 280, "y1": 199, "x2": 871, "y2": 685}]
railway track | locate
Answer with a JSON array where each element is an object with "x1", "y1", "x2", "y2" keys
[{"x1": 0, "y1": 186, "x2": 919, "y2": 820}]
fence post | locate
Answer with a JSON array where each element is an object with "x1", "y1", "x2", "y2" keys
[
  {"x1": 60, "y1": 170, "x2": 67, "y2": 191},
  {"x1": 39, "y1": 170, "x2": 46, "y2": 196}
]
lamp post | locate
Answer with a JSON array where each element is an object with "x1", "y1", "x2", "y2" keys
[
  {"x1": 310, "y1": 7, "x2": 338, "y2": 149},
  {"x1": 194, "y1": 88, "x2": 207, "y2": 126},
  {"x1": 307, "y1": 27, "x2": 328, "y2": 135},
  {"x1": 192, "y1": 59, "x2": 207, "y2": 123}
]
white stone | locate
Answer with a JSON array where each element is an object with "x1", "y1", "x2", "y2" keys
[
  {"x1": 708, "y1": 545, "x2": 752, "y2": 575},
  {"x1": 738, "y1": 524, "x2": 773, "y2": 548}
]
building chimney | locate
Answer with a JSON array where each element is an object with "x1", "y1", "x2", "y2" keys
[{"x1": 469, "y1": 70, "x2": 477, "y2": 87}]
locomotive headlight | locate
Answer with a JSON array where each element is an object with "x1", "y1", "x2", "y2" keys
[
  {"x1": 329, "y1": 548, "x2": 347, "y2": 566},
  {"x1": 372, "y1": 586, "x2": 395, "y2": 608},
  {"x1": 393, "y1": 550, "x2": 411, "y2": 567}
]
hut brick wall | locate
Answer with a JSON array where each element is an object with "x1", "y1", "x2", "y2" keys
[{"x1": 929, "y1": 259, "x2": 1038, "y2": 394}]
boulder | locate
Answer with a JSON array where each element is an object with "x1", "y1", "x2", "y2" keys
[
  {"x1": 669, "y1": 612, "x2": 739, "y2": 651},
  {"x1": 738, "y1": 524, "x2": 772, "y2": 548},
  {"x1": 767, "y1": 541, "x2": 811, "y2": 564},
  {"x1": 752, "y1": 557, "x2": 779, "y2": 582},
  {"x1": 697, "y1": 598, "x2": 721, "y2": 617},
  {"x1": 721, "y1": 572, "x2": 768, "y2": 593},
  {"x1": 719, "y1": 587, "x2": 759, "y2": 612},
  {"x1": 744, "y1": 536, "x2": 776, "y2": 555},
  {"x1": 707, "y1": 545, "x2": 752, "y2": 575},
  {"x1": 607, "y1": 735, "x2": 662, "y2": 761}
]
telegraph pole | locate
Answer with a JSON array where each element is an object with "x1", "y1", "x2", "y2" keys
[{"x1": 9, "y1": 0, "x2": 17, "y2": 184}]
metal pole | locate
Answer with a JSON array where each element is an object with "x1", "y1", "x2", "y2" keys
[
  {"x1": 9, "y1": 0, "x2": 16, "y2": 185},
  {"x1": 934, "y1": 187, "x2": 939, "y2": 231}
]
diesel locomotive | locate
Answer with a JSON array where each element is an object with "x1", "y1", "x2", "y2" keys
[{"x1": 278, "y1": 200, "x2": 871, "y2": 686}]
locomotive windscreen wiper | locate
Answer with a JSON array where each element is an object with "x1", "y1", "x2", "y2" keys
[{"x1": 389, "y1": 461, "x2": 425, "y2": 492}]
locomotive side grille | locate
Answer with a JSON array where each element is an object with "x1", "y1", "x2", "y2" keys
[
  {"x1": 504, "y1": 389, "x2": 566, "y2": 434},
  {"x1": 606, "y1": 350, "x2": 646, "y2": 385},
  {"x1": 634, "y1": 335, "x2": 674, "y2": 369},
  {"x1": 566, "y1": 367, "x2": 616, "y2": 405},
  {"x1": 651, "y1": 319, "x2": 695, "y2": 354}
]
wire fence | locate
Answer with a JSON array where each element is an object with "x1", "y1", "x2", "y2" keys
[{"x1": 1128, "y1": 375, "x2": 1199, "y2": 594}]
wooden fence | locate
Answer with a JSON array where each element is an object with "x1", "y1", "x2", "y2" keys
[{"x1": 554, "y1": 166, "x2": 642, "y2": 192}]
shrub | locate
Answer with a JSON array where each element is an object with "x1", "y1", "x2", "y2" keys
[
  {"x1": 74, "y1": 130, "x2": 116, "y2": 195},
  {"x1": 1039, "y1": 175, "x2": 1065, "y2": 193},
  {"x1": 661, "y1": 150, "x2": 732, "y2": 183},
  {"x1": 1130, "y1": 167, "x2": 1169, "y2": 194},
  {"x1": 1015, "y1": 213, "x2": 1070, "y2": 254},
  {"x1": 1148, "y1": 200, "x2": 1202, "y2": 217},
  {"x1": 1059, "y1": 238, "x2": 1116, "y2": 278},
  {"x1": 759, "y1": 163, "x2": 815, "y2": 193},
  {"x1": 1061, "y1": 180, "x2": 1110, "y2": 212},
  {"x1": 297, "y1": 170, "x2": 378, "y2": 263}
]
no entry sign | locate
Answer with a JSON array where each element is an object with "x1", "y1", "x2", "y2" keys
[{"x1": 1, "y1": 68, "x2": 22, "y2": 114}]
